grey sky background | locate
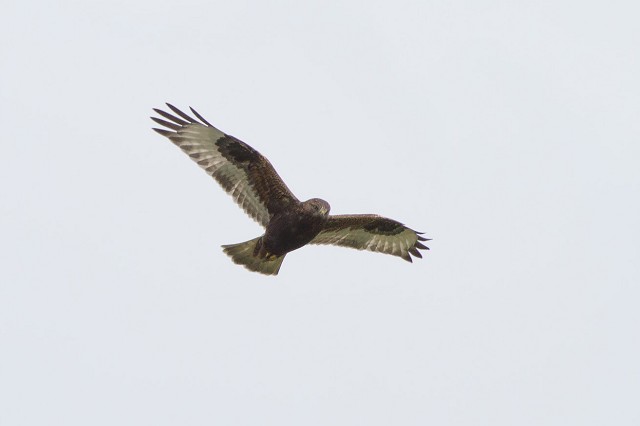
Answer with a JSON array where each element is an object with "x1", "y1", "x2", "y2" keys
[{"x1": 1, "y1": 1, "x2": 639, "y2": 424}]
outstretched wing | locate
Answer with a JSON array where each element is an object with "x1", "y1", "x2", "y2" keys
[
  {"x1": 151, "y1": 104, "x2": 299, "y2": 227},
  {"x1": 310, "y1": 215, "x2": 429, "y2": 262}
]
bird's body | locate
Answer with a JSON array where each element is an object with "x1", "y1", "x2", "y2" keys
[
  {"x1": 152, "y1": 104, "x2": 429, "y2": 275},
  {"x1": 262, "y1": 198, "x2": 330, "y2": 256}
]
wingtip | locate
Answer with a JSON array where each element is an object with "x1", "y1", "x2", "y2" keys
[
  {"x1": 415, "y1": 241, "x2": 430, "y2": 250},
  {"x1": 151, "y1": 116, "x2": 181, "y2": 130},
  {"x1": 401, "y1": 253, "x2": 413, "y2": 263},
  {"x1": 409, "y1": 247, "x2": 423, "y2": 258},
  {"x1": 152, "y1": 128, "x2": 172, "y2": 137},
  {"x1": 190, "y1": 106, "x2": 214, "y2": 127}
]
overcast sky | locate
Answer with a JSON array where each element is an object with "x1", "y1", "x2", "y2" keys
[{"x1": 1, "y1": 1, "x2": 639, "y2": 425}]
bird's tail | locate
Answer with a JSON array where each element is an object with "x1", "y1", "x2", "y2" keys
[{"x1": 222, "y1": 236, "x2": 285, "y2": 276}]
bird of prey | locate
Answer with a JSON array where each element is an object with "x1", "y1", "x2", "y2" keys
[{"x1": 151, "y1": 104, "x2": 430, "y2": 275}]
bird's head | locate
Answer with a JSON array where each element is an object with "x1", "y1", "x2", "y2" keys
[{"x1": 304, "y1": 198, "x2": 331, "y2": 218}]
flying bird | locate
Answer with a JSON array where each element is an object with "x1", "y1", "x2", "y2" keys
[{"x1": 151, "y1": 104, "x2": 430, "y2": 275}]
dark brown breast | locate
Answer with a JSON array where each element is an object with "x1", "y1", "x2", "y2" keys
[{"x1": 262, "y1": 206, "x2": 327, "y2": 256}]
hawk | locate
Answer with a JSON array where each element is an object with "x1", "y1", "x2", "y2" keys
[{"x1": 152, "y1": 104, "x2": 430, "y2": 275}]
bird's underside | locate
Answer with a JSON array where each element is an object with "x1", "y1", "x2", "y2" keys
[{"x1": 151, "y1": 103, "x2": 430, "y2": 275}]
